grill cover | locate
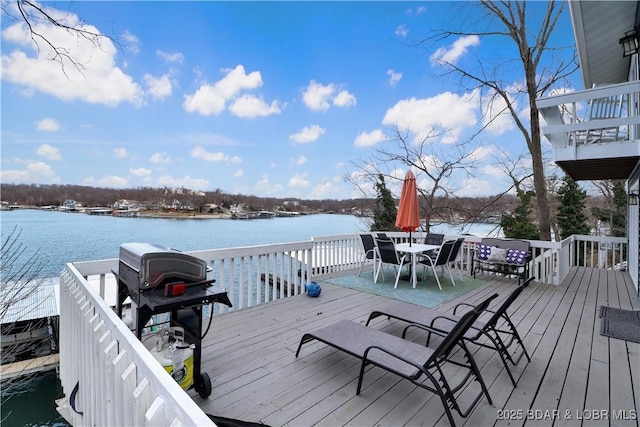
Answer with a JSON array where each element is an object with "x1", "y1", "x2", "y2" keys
[{"x1": 118, "y1": 243, "x2": 207, "y2": 293}]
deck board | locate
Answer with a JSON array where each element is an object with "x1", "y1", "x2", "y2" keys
[{"x1": 191, "y1": 267, "x2": 639, "y2": 426}]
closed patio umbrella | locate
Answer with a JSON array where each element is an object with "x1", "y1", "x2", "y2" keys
[{"x1": 395, "y1": 170, "x2": 420, "y2": 246}]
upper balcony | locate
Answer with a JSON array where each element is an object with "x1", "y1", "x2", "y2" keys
[{"x1": 537, "y1": 80, "x2": 640, "y2": 181}]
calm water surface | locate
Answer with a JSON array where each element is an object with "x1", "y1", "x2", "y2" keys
[{"x1": 1, "y1": 210, "x2": 372, "y2": 279}]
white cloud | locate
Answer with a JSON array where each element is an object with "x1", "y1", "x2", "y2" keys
[
  {"x1": 156, "y1": 175, "x2": 209, "y2": 191},
  {"x1": 382, "y1": 90, "x2": 479, "y2": 144},
  {"x1": 36, "y1": 144, "x2": 61, "y2": 160},
  {"x1": 229, "y1": 155, "x2": 242, "y2": 163},
  {"x1": 289, "y1": 125, "x2": 325, "y2": 143},
  {"x1": 482, "y1": 89, "x2": 516, "y2": 135},
  {"x1": 149, "y1": 152, "x2": 171, "y2": 163},
  {"x1": 1, "y1": 8, "x2": 144, "y2": 107},
  {"x1": 234, "y1": 169, "x2": 244, "y2": 178},
  {"x1": 333, "y1": 90, "x2": 356, "y2": 108},
  {"x1": 36, "y1": 118, "x2": 60, "y2": 131},
  {"x1": 144, "y1": 73, "x2": 172, "y2": 100},
  {"x1": 157, "y1": 50, "x2": 184, "y2": 64},
  {"x1": 114, "y1": 148, "x2": 129, "y2": 159},
  {"x1": 310, "y1": 181, "x2": 339, "y2": 199},
  {"x1": 354, "y1": 129, "x2": 386, "y2": 147},
  {"x1": 190, "y1": 145, "x2": 228, "y2": 162},
  {"x1": 228, "y1": 94, "x2": 282, "y2": 117},
  {"x1": 183, "y1": 65, "x2": 264, "y2": 116},
  {"x1": 387, "y1": 69, "x2": 402, "y2": 86},
  {"x1": 0, "y1": 161, "x2": 60, "y2": 184},
  {"x1": 430, "y1": 35, "x2": 480, "y2": 66},
  {"x1": 288, "y1": 172, "x2": 310, "y2": 188},
  {"x1": 129, "y1": 167, "x2": 151, "y2": 177},
  {"x1": 121, "y1": 30, "x2": 140, "y2": 54},
  {"x1": 84, "y1": 174, "x2": 129, "y2": 188},
  {"x1": 254, "y1": 175, "x2": 283, "y2": 196},
  {"x1": 292, "y1": 155, "x2": 308, "y2": 165},
  {"x1": 456, "y1": 176, "x2": 502, "y2": 197},
  {"x1": 395, "y1": 25, "x2": 409, "y2": 37},
  {"x1": 301, "y1": 81, "x2": 355, "y2": 112},
  {"x1": 469, "y1": 145, "x2": 496, "y2": 162},
  {"x1": 302, "y1": 80, "x2": 335, "y2": 112},
  {"x1": 482, "y1": 164, "x2": 505, "y2": 178}
]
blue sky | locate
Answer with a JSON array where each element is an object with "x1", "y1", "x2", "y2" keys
[{"x1": 1, "y1": 1, "x2": 576, "y2": 200}]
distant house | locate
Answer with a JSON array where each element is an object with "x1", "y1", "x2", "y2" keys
[
  {"x1": 230, "y1": 204, "x2": 245, "y2": 214},
  {"x1": 60, "y1": 199, "x2": 82, "y2": 212},
  {"x1": 112, "y1": 199, "x2": 140, "y2": 210},
  {"x1": 165, "y1": 199, "x2": 182, "y2": 211},
  {"x1": 205, "y1": 203, "x2": 223, "y2": 213}
]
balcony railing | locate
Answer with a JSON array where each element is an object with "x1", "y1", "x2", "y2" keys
[
  {"x1": 56, "y1": 232, "x2": 628, "y2": 426},
  {"x1": 538, "y1": 80, "x2": 640, "y2": 150}
]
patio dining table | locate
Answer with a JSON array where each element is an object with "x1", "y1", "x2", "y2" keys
[{"x1": 395, "y1": 242, "x2": 440, "y2": 288}]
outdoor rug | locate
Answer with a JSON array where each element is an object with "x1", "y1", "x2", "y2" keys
[
  {"x1": 324, "y1": 270, "x2": 488, "y2": 309},
  {"x1": 599, "y1": 306, "x2": 640, "y2": 344}
]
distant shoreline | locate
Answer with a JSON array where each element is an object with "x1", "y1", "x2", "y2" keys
[{"x1": 2, "y1": 207, "x2": 330, "y2": 220}]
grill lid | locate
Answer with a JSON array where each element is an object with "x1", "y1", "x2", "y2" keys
[{"x1": 119, "y1": 243, "x2": 207, "y2": 291}]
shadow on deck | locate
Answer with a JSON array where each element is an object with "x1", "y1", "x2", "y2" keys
[{"x1": 191, "y1": 267, "x2": 639, "y2": 426}]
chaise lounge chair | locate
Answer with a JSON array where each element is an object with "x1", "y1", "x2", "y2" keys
[
  {"x1": 366, "y1": 277, "x2": 534, "y2": 387},
  {"x1": 295, "y1": 294, "x2": 498, "y2": 427}
]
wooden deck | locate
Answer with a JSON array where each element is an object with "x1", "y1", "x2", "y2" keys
[{"x1": 191, "y1": 267, "x2": 639, "y2": 426}]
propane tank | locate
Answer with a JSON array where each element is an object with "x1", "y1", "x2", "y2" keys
[{"x1": 149, "y1": 327, "x2": 194, "y2": 390}]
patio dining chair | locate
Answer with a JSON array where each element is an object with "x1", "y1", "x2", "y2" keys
[
  {"x1": 366, "y1": 277, "x2": 534, "y2": 386},
  {"x1": 418, "y1": 239, "x2": 456, "y2": 290},
  {"x1": 296, "y1": 293, "x2": 498, "y2": 427},
  {"x1": 422, "y1": 232, "x2": 444, "y2": 258},
  {"x1": 447, "y1": 237, "x2": 465, "y2": 284},
  {"x1": 357, "y1": 234, "x2": 379, "y2": 278},
  {"x1": 374, "y1": 237, "x2": 410, "y2": 288}
]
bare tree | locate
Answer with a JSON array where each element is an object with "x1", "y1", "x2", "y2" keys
[
  {"x1": 1, "y1": 226, "x2": 55, "y2": 396},
  {"x1": 349, "y1": 126, "x2": 478, "y2": 232},
  {"x1": 1, "y1": 0, "x2": 119, "y2": 76},
  {"x1": 422, "y1": 0, "x2": 577, "y2": 241}
]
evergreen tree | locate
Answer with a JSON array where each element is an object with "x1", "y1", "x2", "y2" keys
[
  {"x1": 500, "y1": 190, "x2": 539, "y2": 240},
  {"x1": 557, "y1": 176, "x2": 590, "y2": 239},
  {"x1": 371, "y1": 174, "x2": 398, "y2": 232},
  {"x1": 591, "y1": 180, "x2": 627, "y2": 237}
]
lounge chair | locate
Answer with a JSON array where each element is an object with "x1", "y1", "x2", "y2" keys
[
  {"x1": 296, "y1": 294, "x2": 498, "y2": 427},
  {"x1": 366, "y1": 277, "x2": 534, "y2": 387}
]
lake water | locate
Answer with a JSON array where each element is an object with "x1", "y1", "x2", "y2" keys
[
  {"x1": 0, "y1": 209, "x2": 501, "y2": 280},
  {"x1": 0, "y1": 209, "x2": 500, "y2": 426},
  {"x1": 1, "y1": 210, "x2": 375, "y2": 279}
]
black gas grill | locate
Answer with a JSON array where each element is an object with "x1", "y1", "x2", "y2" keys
[
  {"x1": 114, "y1": 242, "x2": 232, "y2": 398},
  {"x1": 118, "y1": 242, "x2": 208, "y2": 302}
]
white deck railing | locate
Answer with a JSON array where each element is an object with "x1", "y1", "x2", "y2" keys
[
  {"x1": 57, "y1": 232, "x2": 628, "y2": 426},
  {"x1": 58, "y1": 263, "x2": 215, "y2": 426},
  {"x1": 538, "y1": 80, "x2": 640, "y2": 149}
]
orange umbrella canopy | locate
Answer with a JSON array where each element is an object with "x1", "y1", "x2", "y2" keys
[{"x1": 395, "y1": 170, "x2": 420, "y2": 232}]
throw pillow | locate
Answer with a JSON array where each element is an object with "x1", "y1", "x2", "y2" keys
[
  {"x1": 507, "y1": 249, "x2": 528, "y2": 266},
  {"x1": 487, "y1": 247, "x2": 508, "y2": 263},
  {"x1": 477, "y1": 244, "x2": 495, "y2": 260}
]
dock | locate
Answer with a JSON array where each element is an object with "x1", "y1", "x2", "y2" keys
[{"x1": 1, "y1": 354, "x2": 60, "y2": 381}]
